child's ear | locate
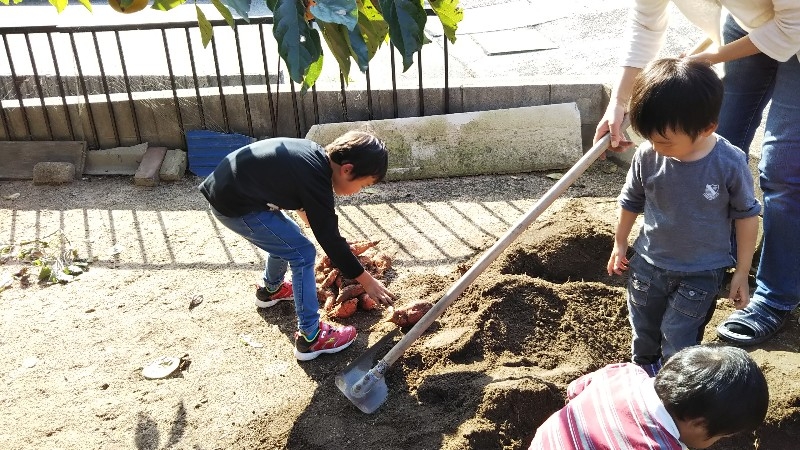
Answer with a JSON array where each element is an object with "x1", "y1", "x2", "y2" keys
[{"x1": 703, "y1": 122, "x2": 718, "y2": 137}]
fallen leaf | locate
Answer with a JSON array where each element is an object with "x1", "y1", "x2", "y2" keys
[
  {"x1": 3, "y1": 193, "x2": 20, "y2": 200},
  {"x1": 0, "y1": 273, "x2": 13, "y2": 292},
  {"x1": 546, "y1": 173, "x2": 563, "y2": 180},
  {"x1": 142, "y1": 356, "x2": 180, "y2": 380},
  {"x1": 66, "y1": 265, "x2": 84, "y2": 275},
  {"x1": 22, "y1": 356, "x2": 39, "y2": 368},
  {"x1": 189, "y1": 295, "x2": 203, "y2": 310},
  {"x1": 239, "y1": 334, "x2": 264, "y2": 348}
]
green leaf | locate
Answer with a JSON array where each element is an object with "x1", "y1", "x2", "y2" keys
[
  {"x1": 38, "y1": 265, "x2": 51, "y2": 282},
  {"x1": 76, "y1": 0, "x2": 92, "y2": 11},
  {"x1": 152, "y1": 0, "x2": 187, "y2": 11},
  {"x1": 272, "y1": 0, "x2": 324, "y2": 84},
  {"x1": 348, "y1": 27, "x2": 370, "y2": 72},
  {"x1": 366, "y1": 0, "x2": 381, "y2": 16},
  {"x1": 320, "y1": 22, "x2": 352, "y2": 80},
  {"x1": 48, "y1": 0, "x2": 67, "y2": 13},
  {"x1": 196, "y1": 6, "x2": 214, "y2": 47},
  {"x1": 220, "y1": 0, "x2": 250, "y2": 20},
  {"x1": 378, "y1": 0, "x2": 426, "y2": 71},
  {"x1": 211, "y1": 0, "x2": 236, "y2": 28},
  {"x1": 428, "y1": 0, "x2": 462, "y2": 43},
  {"x1": 301, "y1": 52, "x2": 324, "y2": 93},
  {"x1": 309, "y1": 0, "x2": 358, "y2": 30},
  {"x1": 351, "y1": 0, "x2": 389, "y2": 68},
  {"x1": 265, "y1": 0, "x2": 277, "y2": 11}
]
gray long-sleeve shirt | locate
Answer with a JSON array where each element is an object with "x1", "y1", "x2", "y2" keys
[{"x1": 618, "y1": 136, "x2": 761, "y2": 272}]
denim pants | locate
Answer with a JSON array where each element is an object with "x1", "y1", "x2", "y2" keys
[
  {"x1": 627, "y1": 254, "x2": 726, "y2": 364},
  {"x1": 716, "y1": 15, "x2": 800, "y2": 312},
  {"x1": 210, "y1": 206, "x2": 319, "y2": 336}
]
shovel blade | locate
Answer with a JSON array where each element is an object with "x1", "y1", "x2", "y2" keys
[{"x1": 336, "y1": 329, "x2": 399, "y2": 414}]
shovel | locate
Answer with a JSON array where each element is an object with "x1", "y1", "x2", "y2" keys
[{"x1": 337, "y1": 118, "x2": 631, "y2": 414}]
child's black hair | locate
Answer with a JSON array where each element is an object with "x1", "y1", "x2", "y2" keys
[
  {"x1": 629, "y1": 58, "x2": 723, "y2": 141},
  {"x1": 326, "y1": 130, "x2": 389, "y2": 182},
  {"x1": 654, "y1": 345, "x2": 768, "y2": 438}
]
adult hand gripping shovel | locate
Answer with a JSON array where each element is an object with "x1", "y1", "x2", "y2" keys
[{"x1": 336, "y1": 118, "x2": 631, "y2": 413}]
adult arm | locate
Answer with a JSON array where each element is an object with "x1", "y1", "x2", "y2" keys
[
  {"x1": 746, "y1": 0, "x2": 800, "y2": 62},
  {"x1": 687, "y1": 35, "x2": 761, "y2": 65},
  {"x1": 595, "y1": 0, "x2": 670, "y2": 149},
  {"x1": 595, "y1": 67, "x2": 640, "y2": 150},
  {"x1": 690, "y1": 0, "x2": 800, "y2": 64}
]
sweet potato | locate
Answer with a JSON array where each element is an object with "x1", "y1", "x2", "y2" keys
[
  {"x1": 357, "y1": 293, "x2": 378, "y2": 311},
  {"x1": 330, "y1": 297, "x2": 358, "y2": 318},
  {"x1": 315, "y1": 255, "x2": 331, "y2": 272},
  {"x1": 335, "y1": 284, "x2": 365, "y2": 305},
  {"x1": 322, "y1": 290, "x2": 337, "y2": 311},
  {"x1": 319, "y1": 268, "x2": 340, "y2": 289},
  {"x1": 388, "y1": 301, "x2": 434, "y2": 327},
  {"x1": 349, "y1": 240, "x2": 381, "y2": 256}
]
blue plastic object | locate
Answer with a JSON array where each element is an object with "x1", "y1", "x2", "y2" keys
[{"x1": 186, "y1": 130, "x2": 255, "y2": 177}]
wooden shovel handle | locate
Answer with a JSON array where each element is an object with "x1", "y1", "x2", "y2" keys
[{"x1": 380, "y1": 117, "x2": 632, "y2": 367}]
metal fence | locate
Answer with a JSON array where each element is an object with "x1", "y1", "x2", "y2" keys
[{"x1": 0, "y1": 11, "x2": 451, "y2": 150}]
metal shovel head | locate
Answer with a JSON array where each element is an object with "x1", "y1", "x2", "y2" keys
[{"x1": 336, "y1": 328, "x2": 400, "y2": 414}]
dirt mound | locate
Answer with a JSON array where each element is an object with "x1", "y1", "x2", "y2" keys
[
  {"x1": 6, "y1": 174, "x2": 799, "y2": 450},
  {"x1": 344, "y1": 202, "x2": 799, "y2": 450},
  {"x1": 387, "y1": 212, "x2": 630, "y2": 449}
]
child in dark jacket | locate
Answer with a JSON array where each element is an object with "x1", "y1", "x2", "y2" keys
[{"x1": 200, "y1": 130, "x2": 396, "y2": 361}]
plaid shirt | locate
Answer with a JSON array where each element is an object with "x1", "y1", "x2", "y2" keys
[{"x1": 529, "y1": 363, "x2": 687, "y2": 450}]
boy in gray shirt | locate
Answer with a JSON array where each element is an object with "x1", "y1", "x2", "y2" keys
[{"x1": 608, "y1": 58, "x2": 761, "y2": 376}]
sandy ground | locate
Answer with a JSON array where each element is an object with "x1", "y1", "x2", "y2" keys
[{"x1": 1, "y1": 163, "x2": 799, "y2": 450}]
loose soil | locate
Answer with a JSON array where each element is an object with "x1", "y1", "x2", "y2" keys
[{"x1": 1, "y1": 165, "x2": 798, "y2": 449}]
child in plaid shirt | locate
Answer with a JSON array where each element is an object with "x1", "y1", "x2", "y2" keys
[{"x1": 529, "y1": 345, "x2": 768, "y2": 450}]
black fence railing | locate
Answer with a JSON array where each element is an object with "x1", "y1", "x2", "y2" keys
[{"x1": 0, "y1": 11, "x2": 450, "y2": 150}]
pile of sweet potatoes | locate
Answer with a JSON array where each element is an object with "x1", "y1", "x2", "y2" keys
[
  {"x1": 315, "y1": 240, "x2": 391, "y2": 318},
  {"x1": 315, "y1": 240, "x2": 436, "y2": 327}
]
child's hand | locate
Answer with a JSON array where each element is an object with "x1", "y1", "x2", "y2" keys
[
  {"x1": 607, "y1": 245, "x2": 629, "y2": 276},
  {"x1": 727, "y1": 270, "x2": 751, "y2": 310},
  {"x1": 356, "y1": 271, "x2": 396, "y2": 306}
]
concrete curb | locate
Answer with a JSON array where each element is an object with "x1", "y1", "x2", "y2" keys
[{"x1": 306, "y1": 103, "x2": 583, "y2": 181}]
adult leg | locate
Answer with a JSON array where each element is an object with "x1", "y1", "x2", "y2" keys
[
  {"x1": 718, "y1": 54, "x2": 800, "y2": 344},
  {"x1": 716, "y1": 15, "x2": 777, "y2": 155}
]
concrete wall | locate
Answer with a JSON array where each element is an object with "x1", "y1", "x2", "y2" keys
[{"x1": 1, "y1": 77, "x2": 609, "y2": 154}]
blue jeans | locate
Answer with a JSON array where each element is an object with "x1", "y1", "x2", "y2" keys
[
  {"x1": 717, "y1": 15, "x2": 800, "y2": 312},
  {"x1": 627, "y1": 254, "x2": 726, "y2": 364},
  {"x1": 210, "y1": 206, "x2": 320, "y2": 336}
]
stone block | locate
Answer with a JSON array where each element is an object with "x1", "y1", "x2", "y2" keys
[
  {"x1": 306, "y1": 103, "x2": 582, "y2": 181},
  {"x1": 84, "y1": 142, "x2": 148, "y2": 175},
  {"x1": 159, "y1": 149, "x2": 187, "y2": 181},
  {"x1": 134, "y1": 146, "x2": 168, "y2": 187},
  {"x1": 32, "y1": 162, "x2": 75, "y2": 185}
]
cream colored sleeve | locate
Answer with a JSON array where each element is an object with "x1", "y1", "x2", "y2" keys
[
  {"x1": 621, "y1": 0, "x2": 672, "y2": 68},
  {"x1": 746, "y1": 0, "x2": 800, "y2": 62}
]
